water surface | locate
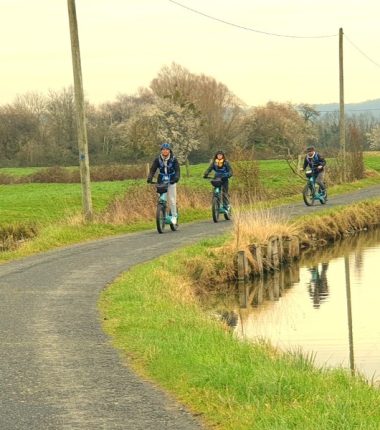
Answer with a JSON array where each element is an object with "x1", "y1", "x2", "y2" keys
[{"x1": 203, "y1": 229, "x2": 380, "y2": 383}]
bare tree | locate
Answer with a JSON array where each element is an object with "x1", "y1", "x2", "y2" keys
[
  {"x1": 243, "y1": 102, "x2": 316, "y2": 158},
  {"x1": 150, "y1": 63, "x2": 245, "y2": 153}
]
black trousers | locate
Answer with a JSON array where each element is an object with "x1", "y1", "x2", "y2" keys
[{"x1": 315, "y1": 171, "x2": 326, "y2": 192}]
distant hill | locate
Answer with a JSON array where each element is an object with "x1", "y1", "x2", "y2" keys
[{"x1": 314, "y1": 98, "x2": 380, "y2": 118}]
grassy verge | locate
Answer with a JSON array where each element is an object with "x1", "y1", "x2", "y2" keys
[
  {"x1": 0, "y1": 206, "x2": 211, "y2": 263},
  {"x1": 100, "y1": 234, "x2": 380, "y2": 430}
]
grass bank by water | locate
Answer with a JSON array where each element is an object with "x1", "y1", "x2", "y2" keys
[{"x1": 100, "y1": 230, "x2": 380, "y2": 429}]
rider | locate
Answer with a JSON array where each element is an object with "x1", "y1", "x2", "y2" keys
[
  {"x1": 302, "y1": 145, "x2": 326, "y2": 195},
  {"x1": 203, "y1": 150, "x2": 233, "y2": 208},
  {"x1": 147, "y1": 142, "x2": 180, "y2": 225}
]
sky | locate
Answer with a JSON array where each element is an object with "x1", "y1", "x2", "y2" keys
[{"x1": 1, "y1": 0, "x2": 380, "y2": 107}]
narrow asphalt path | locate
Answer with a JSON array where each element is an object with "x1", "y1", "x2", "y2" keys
[{"x1": 0, "y1": 184, "x2": 379, "y2": 430}]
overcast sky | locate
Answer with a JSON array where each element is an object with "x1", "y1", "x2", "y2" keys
[{"x1": 1, "y1": 0, "x2": 380, "y2": 107}]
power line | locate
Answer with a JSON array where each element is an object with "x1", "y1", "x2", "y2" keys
[
  {"x1": 344, "y1": 34, "x2": 380, "y2": 69},
  {"x1": 299, "y1": 108, "x2": 380, "y2": 113},
  {"x1": 169, "y1": 0, "x2": 337, "y2": 39}
]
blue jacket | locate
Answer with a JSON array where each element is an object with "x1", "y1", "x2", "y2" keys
[
  {"x1": 303, "y1": 152, "x2": 326, "y2": 174},
  {"x1": 148, "y1": 151, "x2": 180, "y2": 184},
  {"x1": 204, "y1": 158, "x2": 233, "y2": 180}
]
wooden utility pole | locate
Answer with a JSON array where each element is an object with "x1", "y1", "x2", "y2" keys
[
  {"x1": 67, "y1": 0, "x2": 93, "y2": 221},
  {"x1": 339, "y1": 28, "x2": 346, "y2": 181}
]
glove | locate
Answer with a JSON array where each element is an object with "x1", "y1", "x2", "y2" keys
[
  {"x1": 317, "y1": 165, "x2": 323, "y2": 170},
  {"x1": 147, "y1": 177, "x2": 152, "y2": 184},
  {"x1": 170, "y1": 177, "x2": 179, "y2": 184}
]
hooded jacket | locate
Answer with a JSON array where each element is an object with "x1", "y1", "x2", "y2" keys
[
  {"x1": 204, "y1": 152, "x2": 233, "y2": 179},
  {"x1": 303, "y1": 151, "x2": 326, "y2": 174},
  {"x1": 148, "y1": 150, "x2": 180, "y2": 184}
]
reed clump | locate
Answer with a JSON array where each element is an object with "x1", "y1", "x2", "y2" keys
[
  {"x1": 0, "y1": 223, "x2": 38, "y2": 251},
  {"x1": 184, "y1": 205, "x2": 300, "y2": 290},
  {"x1": 233, "y1": 206, "x2": 299, "y2": 249}
]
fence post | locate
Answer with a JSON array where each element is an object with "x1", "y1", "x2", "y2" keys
[
  {"x1": 237, "y1": 250, "x2": 249, "y2": 282},
  {"x1": 278, "y1": 236, "x2": 284, "y2": 265},
  {"x1": 283, "y1": 235, "x2": 300, "y2": 262},
  {"x1": 249, "y1": 244, "x2": 263, "y2": 276},
  {"x1": 268, "y1": 236, "x2": 280, "y2": 270},
  {"x1": 291, "y1": 235, "x2": 300, "y2": 259}
]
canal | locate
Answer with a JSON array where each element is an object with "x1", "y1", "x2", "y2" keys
[{"x1": 202, "y1": 229, "x2": 380, "y2": 384}]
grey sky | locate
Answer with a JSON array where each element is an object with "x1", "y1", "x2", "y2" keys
[{"x1": 1, "y1": 0, "x2": 380, "y2": 106}]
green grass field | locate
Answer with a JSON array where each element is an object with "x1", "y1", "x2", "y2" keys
[
  {"x1": 0, "y1": 181, "x2": 130, "y2": 224},
  {"x1": 363, "y1": 152, "x2": 380, "y2": 172},
  {"x1": 0, "y1": 154, "x2": 380, "y2": 261},
  {"x1": 0, "y1": 160, "x2": 295, "y2": 226}
]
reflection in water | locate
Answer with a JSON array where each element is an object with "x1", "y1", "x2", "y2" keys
[
  {"x1": 201, "y1": 228, "x2": 380, "y2": 384},
  {"x1": 219, "y1": 310, "x2": 239, "y2": 328},
  {"x1": 307, "y1": 263, "x2": 329, "y2": 309},
  {"x1": 344, "y1": 255, "x2": 355, "y2": 376}
]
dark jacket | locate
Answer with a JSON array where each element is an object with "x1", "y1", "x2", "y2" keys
[
  {"x1": 148, "y1": 151, "x2": 180, "y2": 184},
  {"x1": 303, "y1": 152, "x2": 326, "y2": 174},
  {"x1": 204, "y1": 154, "x2": 233, "y2": 180}
]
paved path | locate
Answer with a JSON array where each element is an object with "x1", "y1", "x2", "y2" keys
[{"x1": 0, "y1": 184, "x2": 379, "y2": 429}]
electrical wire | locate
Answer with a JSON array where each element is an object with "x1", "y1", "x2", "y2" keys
[
  {"x1": 168, "y1": 1, "x2": 380, "y2": 104},
  {"x1": 168, "y1": 0, "x2": 337, "y2": 39},
  {"x1": 306, "y1": 108, "x2": 380, "y2": 113},
  {"x1": 344, "y1": 34, "x2": 380, "y2": 69}
]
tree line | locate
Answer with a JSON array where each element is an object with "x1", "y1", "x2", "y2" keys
[{"x1": 1, "y1": 62, "x2": 380, "y2": 167}]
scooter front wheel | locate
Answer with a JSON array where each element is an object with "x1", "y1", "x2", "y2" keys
[
  {"x1": 156, "y1": 204, "x2": 166, "y2": 233},
  {"x1": 212, "y1": 197, "x2": 220, "y2": 223},
  {"x1": 302, "y1": 184, "x2": 315, "y2": 206}
]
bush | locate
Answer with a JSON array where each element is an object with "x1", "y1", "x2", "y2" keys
[{"x1": 2, "y1": 164, "x2": 148, "y2": 184}]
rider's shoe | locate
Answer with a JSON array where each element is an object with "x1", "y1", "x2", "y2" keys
[{"x1": 171, "y1": 216, "x2": 177, "y2": 225}]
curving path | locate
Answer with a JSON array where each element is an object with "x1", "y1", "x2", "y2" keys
[{"x1": 1, "y1": 184, "x2": 379, "y2": 429}]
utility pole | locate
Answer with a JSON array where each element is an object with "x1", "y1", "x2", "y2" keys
[
  {"x1": 339, "y1": 28, "x2": 346, "y2": 181},
  {"x1": 67, "y1": 0, "x2": 93, "y2": 221}
]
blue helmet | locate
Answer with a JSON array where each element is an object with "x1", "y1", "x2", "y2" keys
[{"x1": 160, "y1": 142, "x2": 171, "y2": 150}]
